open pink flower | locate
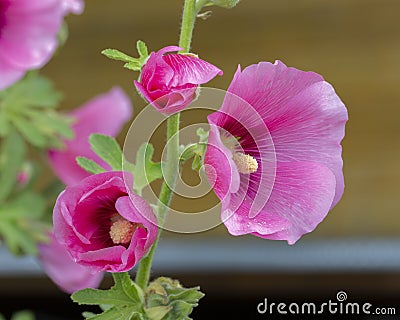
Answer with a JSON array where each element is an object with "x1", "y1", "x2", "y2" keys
[
  {"x1": 53, "y1": 171, "x2": 158, "y2": 272},
  {"x1": 0, "y1": 0, "x2": 84, "y2": 90},
  {"x1": 39, "y1": 233, "x2": 103, "y2": 294},
  {"x1": 134, "y1": 46, "x2": 222, "y2": 114},
  {"x1": 48, "y1": 87, "x2": 132, "y2": 186},
  {"x1": 204, "y1": 61, "x2": 348, "y2": 244}
]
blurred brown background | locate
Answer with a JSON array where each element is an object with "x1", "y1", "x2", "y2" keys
[{"x1": 42, "y1": 0, "x2": 400, "y2": 239}]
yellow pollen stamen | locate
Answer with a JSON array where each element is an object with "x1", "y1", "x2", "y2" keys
[
  {"x1": 109, "y1": 216, "x2": 136, "y2": 245},
  {"x1": 233, "y1": 152, "x2": 258, "y2": 174}
]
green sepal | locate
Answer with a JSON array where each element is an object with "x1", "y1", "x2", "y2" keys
[
  {"x1": 89, "y1": 134, "x2": 123, "y2": 171},
  {"x1": 76, "y1": 156, "x2": 106, "y2": 175},
  {"x1": 131, "y1": 143, "x2": 163, "y2": 194},
  {"x1": 101, "y1": 49, "x2": 137, "y2": 64},
  {"x1": 102, "y1": 40, "x2": 149, "y2": 72},
  {"x1": 72, "y1": 273, "x2": 145, "y2": 320},
  {"x1": 145, "y1": 277, "x2": 204, "y2": 320}
]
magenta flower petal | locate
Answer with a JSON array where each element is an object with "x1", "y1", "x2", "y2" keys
[
  {"x1": 162, "y1": 53, "x2": 223, "y2": 87},
  {"x1": 62, "y1": 0, "x2": 84, "y2": 14},
  {"x1": 0, "y1": 0, "x2": 83, "y2": 90},
  {"x1": 205, "y1": 61, "x2": 348, "y2": 243},
  {"x1": 135, "y1": 46, "x2": 222, "y2": 114},
  {"x1": 38, "y1": 233, "x2": 103, "y2": 294},
  {"x1": 48, "y1": 87, "x2": 133, "y2": 186},
  {"x1": 204, "y1": 123, "x2": 240, "y2": 200},
  {"x1": 228, "y1": 61, "x2": 347, "y2": 207},
  {"x1": 0, "y1": 55, "x2": 24, "y2": 89},
  {"x1": 53, "y1": 171, "x2": 158, "y2": 273},
  {"x1": 223, "y1": 162, "x2": 336, "y2": 244}
]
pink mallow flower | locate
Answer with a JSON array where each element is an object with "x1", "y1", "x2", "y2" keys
[
  {"x1": 53, "y1": 171, "x2": 158, "y2": 272},
  {"x1": 48, "y1": 87, "x2": 132, "y2": 186},
  {"x1": 134, "y1": 46, "x2": 223, "y2": 115},
  {"x1": 0, "y1": 0, "x2": 84, "y2": 90},
  {"x1": 204, "y1": 61, "x2": 348, "y2": 244},
  {"x1": 39, "y1": 233, "x2": 103, "y2": 294}
]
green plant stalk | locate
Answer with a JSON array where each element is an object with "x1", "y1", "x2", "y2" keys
[{"x1": 135, "y1": 0, "x2": 197, "y2": 289}]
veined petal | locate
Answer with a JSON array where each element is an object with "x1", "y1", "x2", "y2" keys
[
  {"x1": 228, "y1": 162, "x2": 336, "y2": 244},
  {"x1": 204, "y1": 123, "x2": 240, "y2": 200},
  {"x1": 48, "y1": 87, "x2": 133, "y2": 186},
  {"x1": 227, "y1": 61, "x2": 347, "y2": 207},
  {"x1": 163, "y1": 53, "x2": 223, "y2": 87},
  {"x1": 39, "y1": 233, "x2": 103, "y2": 294},
  {"x1": 0, "y1": 55, "x2": 24, "y2": 90}
]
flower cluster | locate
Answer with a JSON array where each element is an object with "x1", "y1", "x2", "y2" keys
[{"x1": 0, "y1": 0, "x2": 348, "y2": 304}]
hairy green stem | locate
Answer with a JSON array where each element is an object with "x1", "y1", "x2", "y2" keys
[{"x1": 135, "y1": 0, "x2": 196, "y2": 289}]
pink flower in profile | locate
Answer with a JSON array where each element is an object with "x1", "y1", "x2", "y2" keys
[
  {"x1": 0, "y1": 0, "x2": 84, "y2": 90},
  {"x1": 134, "y1": 46, "x2": 223, "y2": 114},
  {"x1": 39, "y1": 233, "x2": 103, "y2": 294},
  {"x1": 204, "y1": 61, "x2": 348, "y2": 244},
  {"x1": 53, "y1": 171, "x2": 158, "y2": 272},
  {"x1": 48, "y1": 87, "x2": 132, "y2": 186}
]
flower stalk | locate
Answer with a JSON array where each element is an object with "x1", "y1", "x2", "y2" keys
[{"x1": 135, "y1": 0, "x2": 197, "y2": 289}]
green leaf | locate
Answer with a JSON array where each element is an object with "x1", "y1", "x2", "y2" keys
[
  {"x1": 89, "y1": 134, "x2": 123, "y2": 171},
  {"x1": 11, "y1": 116, "x2": 47, "y2": 148},
  {"x1": 0, "y1": 313, "x2": 5, "y2": 320},
  {"x1": 0, "y1": 130, "x2": 26, "y2": 202},
  {"x1": 11, "y1": 310, "x2": 35, "y2": 320},
  {"x1": 101, "y1": 49, "x2": 136, "y2": 64},
  {"x1": 76, "y1": 157, "x2": 106, "y2": 175},
  {"x1": 72, "y1": 272, "x2": 145, "y2": 320},
  {"x1": 27, "y1": 110, "x2": 74, "y2": 141},
  {"x1": 113, "y1": 272, "x2": 144, "y2": 303},
  {"x1": 0, "y1": 110, "x2": 10, "y2": 136},
  {"x1": 0, "y1": 192, "x2": 46, "y2": 220},
  {"x1": 132, "y1": 143, "x2": 163, "y2": 193},
  {"x1": 0, "y1": 191, "x2": 48, "y2": 255},
  {"x1": 0, "y1": 220, "x2": 38, "y2": 255},
  {"x1": 84, "y1": 307, "x2": 140, "y2": 320}
]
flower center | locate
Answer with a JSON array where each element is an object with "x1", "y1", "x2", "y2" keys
[
  {"x1": 109, "y1": 216, "x2": 137, "y2": 245},
  {"x1": 233, "y1": 152, "x2": 258, "y2": 174}
]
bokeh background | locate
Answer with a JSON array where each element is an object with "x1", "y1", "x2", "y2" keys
[{"x1": 2, "y1": 0, "x2": 400, "y2": 319}]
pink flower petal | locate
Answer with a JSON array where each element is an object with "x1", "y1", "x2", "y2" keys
[
  {"x1": 204, "y1": 123, "x2": 240, "y2": 200},
  {"x1": 48, "y1": 87, "x2": 133, "y2": 186},
  {"x1": 224, "y1": 162, "x2": 336, "y2": 244},
  {"x1": 0, "y1": 0, "x2": 83, "y2": 89},
  {"x1": 39, "y1": 233, "x2": 103, "y2": 294},
  {"x1": 0, "y1": 55, "x2": 24, "y2": 90},
  {"x1": 136, "y1": 46, "x2": 222, "y2": 114},
  {"x1": 53, "y1": 172, "x2": 158, "y2": 273},
  {"x1": 163, "y1": 53, "x2": 223, "y2": 87},
  {"x1": 227, "y1": 61, "x2": 347, "y2": 207}
]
